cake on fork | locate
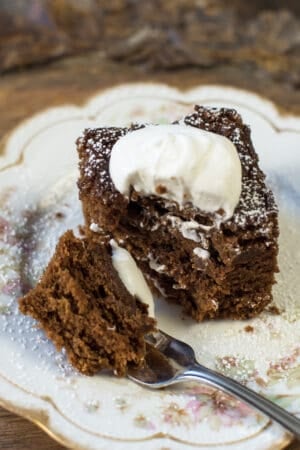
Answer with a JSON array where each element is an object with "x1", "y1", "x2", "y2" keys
[
  {"x1": 77, "y1": 106, "x2": 279, "y2": 321},
  {"x1": 19, "y1": 230, "x2": 156, "y2": 375}
]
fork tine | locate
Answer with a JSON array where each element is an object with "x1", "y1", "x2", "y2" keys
[
  {"x1": 128, "y1": 330, "x2": 195, "y2": 386},
  {"x1": 128, "y1": 342, "x2": 177, "y2": 386},
  {"x1": 145, "y1": 329, "x2": 196, "y2": 367}
]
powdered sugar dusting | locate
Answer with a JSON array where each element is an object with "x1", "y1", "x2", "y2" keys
[
  {"x1": 0, "y1": 184, "x2": 83, "y2": 390},
  {"x1": 78, "y1": 127, "x2": 137, "y2": 201},
  {"x1": 184, "y1": 106, "x2": 278, "y2": 236}
]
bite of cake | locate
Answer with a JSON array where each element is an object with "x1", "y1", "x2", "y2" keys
[
  {"x1": 19, "y1": 230, "x2": 156, "y2": 375},
  {"x1": 77, "y1": 106, "x2": 279, "y2": 321}
]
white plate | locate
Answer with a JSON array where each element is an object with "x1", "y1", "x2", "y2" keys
[{"x1": 0, "y1": 83, "x2": 299, "y2": 450}]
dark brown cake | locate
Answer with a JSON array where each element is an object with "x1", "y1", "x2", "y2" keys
[
  {"x1": 77, "y1": 106, "x2": 279, "y2": 322},
  {"x1": 19, "y1": 230, "x2": 156, "y2": 376}
]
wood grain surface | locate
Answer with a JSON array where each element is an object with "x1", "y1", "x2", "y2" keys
[
  {"x1": 0, "y1": 407, "x2": 65, "y2": 449},
  {"x1": 0, "y1": 2, "x2": 300, "y2": 448}
]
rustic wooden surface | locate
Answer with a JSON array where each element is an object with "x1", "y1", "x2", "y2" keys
[
  {"x1": 1, "y1": 0, "x2": 300, "y2": 89},
  {"x1": 0, "y1": 407, "x2": 65, "y2": 449},
  {"x1": 0, "y1": 2, "x2": 300, "y2": 449},
  {"x1": 1, "y1": 52, "x2": 300, "y2": 144}
]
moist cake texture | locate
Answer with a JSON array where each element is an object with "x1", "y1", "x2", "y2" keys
[
  {"x1": 77, "y1": 105, "x2": 279, "y2": 321},
  {"x1": 19, "y1": 230, "x2": 156, "y2": 375}
]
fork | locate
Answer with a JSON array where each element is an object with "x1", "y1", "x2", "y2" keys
[{"x1": 128, "y1": 330, "x2": 300, "y2": 438}]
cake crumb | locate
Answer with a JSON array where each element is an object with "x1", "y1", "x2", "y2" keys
[
  {"x1": 155, "y1": 184, "x2": 167, "y2": 194},
  {"x1": 266, "y1": 305, "x2": 280, "y2": 315},
  {"x1": 244, "y1": 325, "x2": 254, "y2": 333}
]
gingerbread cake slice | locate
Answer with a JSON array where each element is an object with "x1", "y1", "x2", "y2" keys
[
  {"x1": 19, "y1": 230, "x2": 156, "y2": 376},
  {"x1": 77, "y1": 106, "x2": 279, "y2": 321}
]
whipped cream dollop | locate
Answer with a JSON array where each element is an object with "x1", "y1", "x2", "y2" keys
[
  {"x1": 110, "y1": 240, "x2": 155, "y2": 317},
  {"x1": 109, "y1": 124, "x2": 242, "y2": 219}
]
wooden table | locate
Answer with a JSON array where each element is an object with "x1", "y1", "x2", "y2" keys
[
  {"x1": 0, "y1": 1, "x2": 300, "y2": 444},
  {"x1": 0, "y1": 407, "x2": 65, "y2": 449}
]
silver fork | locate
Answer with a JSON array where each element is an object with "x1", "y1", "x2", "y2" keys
[{"x1": 128, "y1": 330, "x2": 300, "y2": 438}]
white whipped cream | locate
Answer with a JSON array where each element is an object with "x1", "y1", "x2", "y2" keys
[
  {"x1": 90, "y1": 222, "x2": 102, "y2": 233},
  {"x1": 109, "y1": 124, "x2": 242, "y2": 219},
  {"x1": 193, "y1": 247, "x2": 210, "y2": 260},
  {"x1": 167, "y1": 215, "x2": 202, "y2": 242},
  {"x1": 148, "y1": 253, "x2": 166, "y2": 273},
  {"x1": 110, "y1": 240, "x2": 155, "y2": 317}
]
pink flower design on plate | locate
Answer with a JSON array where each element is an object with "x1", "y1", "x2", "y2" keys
[{"x1": 2, "y1": 278, "x2": 21, "y2": 296}]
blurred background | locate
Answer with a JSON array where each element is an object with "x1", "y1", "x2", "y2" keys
[
  {"x1": 0, "y1": 0, "x2": 299, "y2": 142},
  {"x1": 1, "y1": 0, "x2": 299, "y2": 85}
]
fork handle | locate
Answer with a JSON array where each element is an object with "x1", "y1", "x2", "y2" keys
[{"x1": 182, "y1": 364, "x2": 300, "y2": 438}]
